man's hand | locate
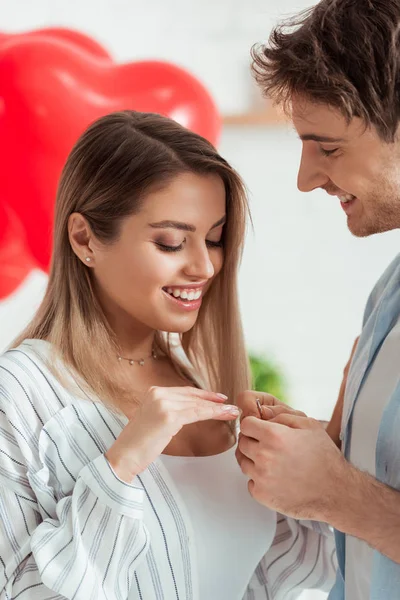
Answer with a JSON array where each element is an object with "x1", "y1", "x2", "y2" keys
[
  {"x1": 236, "y1": 390, "x2": 306, "y2": 420},
  {"x1": 237, "y1": 412, "x2": 349, "y2": 521},
  {"x1": 235, "y1": 390, "x2": 307, "y2": 467}
]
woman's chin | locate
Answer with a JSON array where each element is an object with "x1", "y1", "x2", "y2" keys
[{"x1": 159, "y1": 315, "x2": 199, "y2": 335}]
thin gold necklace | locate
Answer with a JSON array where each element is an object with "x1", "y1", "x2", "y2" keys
[{"x1": 117, "y1": 349, "x2": 157, "y2": 367}]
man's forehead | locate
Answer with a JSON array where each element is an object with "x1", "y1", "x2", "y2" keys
[{"x1": 291, "y1": 96, "x2": 350, "y2": 138}]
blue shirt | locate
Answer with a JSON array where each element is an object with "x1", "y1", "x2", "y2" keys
[{"x1": 329, "y1": 253, "x2": 400, "y2": 600}]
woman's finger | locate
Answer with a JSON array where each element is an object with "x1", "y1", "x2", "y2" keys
[
  {"x1": 179, "y1": 398, "x2": 240, "y2": 424},
  {"x1": 162, "y1": 386, "x2": 229, "y2": 403}
]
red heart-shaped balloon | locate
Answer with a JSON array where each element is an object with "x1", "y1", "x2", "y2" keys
[
  {"x1": 0, "y1": 33, "x2": 220, "y2": 270},
  {"x1": 0, "y1": 27, "x2": 112, "y2": 60},
  {"x1": 0, "y1": 204, "x2": 35, "y2": 299},
  {"x1": 0, "y1": 27, "x2": 112, "y2": 295}
]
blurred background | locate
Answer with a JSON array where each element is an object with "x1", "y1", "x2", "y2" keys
[{"x1": 0, "y1": 2, "x2": 399, "y2": 598}]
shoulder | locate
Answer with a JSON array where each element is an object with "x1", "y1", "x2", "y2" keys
[
  {"x1": 0, "y1": 339, "x2": 126, "y2": 476},
  {"x1": 364, "y1": 253, "x2": 400, "y2": 323},
  {"x1": 376, "y1": 253, "x2": 400, "y2": 289},
  {"x1": 0, "y1": 339, "x2": 74, "y2": 429}
]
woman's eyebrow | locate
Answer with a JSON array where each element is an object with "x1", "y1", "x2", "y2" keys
[
  {"x1": 149, "y1": 220, "x2": 195, "y2": 232},
  {"x1": 148, "y1": 216, "x2": 226, "y2": 232},
  {"x1": 211, "y1": 216, "x2": 226, "y2": 229}
]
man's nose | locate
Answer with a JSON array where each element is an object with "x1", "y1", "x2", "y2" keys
[{"x1": 297, "y1": 147, "x2": 330, "y2": 193}]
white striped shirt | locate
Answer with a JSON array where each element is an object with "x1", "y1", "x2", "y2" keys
[{"x1": 0, "y1": 339, "x2": 336, "y2": 599}]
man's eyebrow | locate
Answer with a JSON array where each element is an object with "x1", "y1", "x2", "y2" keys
[
  {"x1": 148, "y1": 216, "x2": 226, "y2": 232},
  {"x1": 299, "y1": 134, "x2": 345, "y2": 143}
]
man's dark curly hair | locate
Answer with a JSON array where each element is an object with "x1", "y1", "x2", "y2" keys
[{"x1": 252, "y1": 0, "x2": 400, "y2": 142}]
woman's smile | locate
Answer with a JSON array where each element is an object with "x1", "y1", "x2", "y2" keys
[{"x1": 162, "y1": 284, "x2": 206, "y2": 311}]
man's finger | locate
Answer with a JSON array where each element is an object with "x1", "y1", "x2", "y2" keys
[
  {"x1": 260, "y1": 405, "x2": 275, "y2": 419},
  {"x1": 235, "y1": 433, "x2": 245, "y2": 466},
  {"x1": 261, "y1": 405, "x2": 306, "y2": 419},
  {"x1": 235, "y1": 446, "x2": 244, "y2": 467},
  {"x1": 248, "y1": 479, "x2": 255, "y2": 497},
  {"x1": 237, "y1": 390, "x2": 283, "y2": 421},
  {"x1": 238, "y1": 433, "x2": 259, "y2": 460},
  {"x1": 240, "y1": 415, "x2": 277, "y2": 440},
  {"x1": 269, "y1": 413, "x2": 322, "y2": 430},
  {"x1": 255, "y1": 392, "x2": 282, "y2": 407},
  {"x1": 239, "y1": 456, "x2": 255, "y2": 478}
]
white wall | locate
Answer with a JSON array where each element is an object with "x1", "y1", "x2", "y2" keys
[
  {"x1": 1, "y1": 2, "x2": 400, "y2": 598},
  {"x1": 0, "y1": 0, "x2": 314, "y2": 116}
]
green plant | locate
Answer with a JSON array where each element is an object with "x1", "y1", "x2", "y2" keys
[{"x1": 249, "y1": 353, "x2": 289, "y2": 404}]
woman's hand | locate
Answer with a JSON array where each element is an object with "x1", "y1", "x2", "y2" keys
[
  {"x1": 326, "y1": 336, "x2": 359, "y2": 447},
  {"x1": 105, "y1": 386, "x2": 239, "y2": 482}
]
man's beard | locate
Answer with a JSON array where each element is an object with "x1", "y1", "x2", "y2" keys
[{"x1": 348, "y1": 189, "x2": 400, "y2": 237}]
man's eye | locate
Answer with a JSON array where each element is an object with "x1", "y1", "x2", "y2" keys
[{"x1": 320, "y1": 147, "x2": 339, "y2": 157}]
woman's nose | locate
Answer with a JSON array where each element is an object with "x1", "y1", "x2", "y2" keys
[{"x1": 184, "y1": 246, "x2": 215, "y2": 280}]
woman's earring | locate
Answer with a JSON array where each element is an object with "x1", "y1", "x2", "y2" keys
[{"x1": 85, "y1": 257, "x2": 91, "y2": 263}]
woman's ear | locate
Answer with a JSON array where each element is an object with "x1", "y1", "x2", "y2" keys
[{"x1": 68, "y1": 213, "x2": 95, "y2": 265}]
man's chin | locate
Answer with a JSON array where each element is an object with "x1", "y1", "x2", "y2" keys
[
  {"x1": 347, "y1": 216, "x2": 380, "y2": 238},
  {"x1": 347, "y1": 219, "x2": 396, "y2": 238},
  {"x1": 348, "y1": 225, "x2": 373, "y2": 238}
]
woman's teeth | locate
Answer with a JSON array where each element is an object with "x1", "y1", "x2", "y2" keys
[
  {"x1": 339, "y1": 194, "x2": 356, "y2": 204},
  {"x1": 165, "y1": 288, "x2": 202, "y2": 301}
]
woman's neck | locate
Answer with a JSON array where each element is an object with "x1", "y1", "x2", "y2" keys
[{"x1": 97, "y1": 289, "x2": 157, "y2": 359}]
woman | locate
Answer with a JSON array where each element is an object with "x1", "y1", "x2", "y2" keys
[{"x1": 0, "y1": 111, "x2": 335, "y2": 599}]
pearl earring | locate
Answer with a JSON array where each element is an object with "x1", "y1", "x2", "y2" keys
[{"x1": 85, "y1": 257, "x2": 91, "y2": 263}]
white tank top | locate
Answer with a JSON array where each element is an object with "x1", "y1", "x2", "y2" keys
[{"x1": 160, "y1": 445, "x2": 276, "y2": 599}]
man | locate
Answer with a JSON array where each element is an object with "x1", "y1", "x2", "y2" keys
[{"x1": 237, "y1": 1, "x2": 400, "y2": 598}]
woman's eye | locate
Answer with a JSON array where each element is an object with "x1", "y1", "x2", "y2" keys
[
  {"x1": 206, "y1": 240, "x2": 223, "y2": 248},
  {"x1": 155, "y1": 238, "x2": 223, "y2": 252},
  {"x1": 155, "y1": 242, "x2": 184, "y2": 252},
  {"x1": 320, "y1": 147, "x2": 339, "y2": 157}
]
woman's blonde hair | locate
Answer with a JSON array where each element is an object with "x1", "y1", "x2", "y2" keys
[{"x1": 14, "y1": 111, "x2": 251, "y2": 406}]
